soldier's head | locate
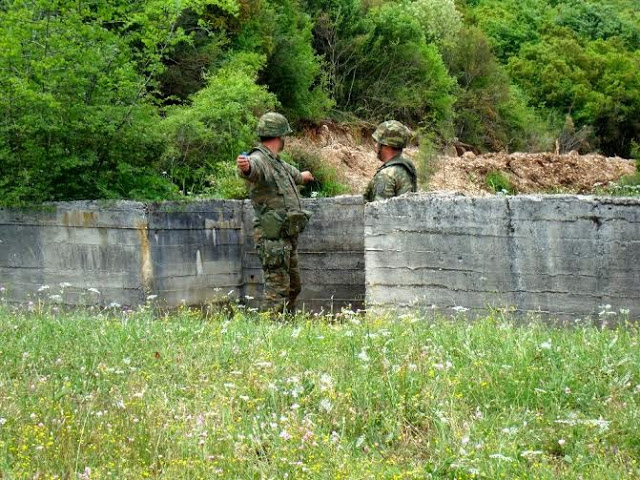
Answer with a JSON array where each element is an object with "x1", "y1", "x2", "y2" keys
[
  {"x1": 372, "y1": 120, "x2": 409, "y2": 162},
  {"x1": 257, "y1": 112, "x2": 292, "y2": 153}
]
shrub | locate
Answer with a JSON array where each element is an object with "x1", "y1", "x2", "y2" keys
[
  {"x1": 0, "y1": 3, "x2": 172, "y2": 205},
  {"x1": 282, "y1": 144, "x2": 349, "y2": 198},
  {"x1": 159, "y1": 52, "x2": 278, "y2": 197},
  {"x1": 486, "y1": 170, "x2": 516, "y2": 194},
  {"x1": 414, "y1": 132, "x2": 441, "y2": 188}
]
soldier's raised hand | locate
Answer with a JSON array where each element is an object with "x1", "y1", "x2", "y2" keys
[
  {"x1": 301, "y1": 171, "x2": 314, "y2": 183},
  {"x1": 237, "y1": 154, "x2": 251, "y2": 173}
]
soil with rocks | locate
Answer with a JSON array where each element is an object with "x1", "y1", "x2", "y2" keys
[{"x1": 292, "y1": 123, "x2": 636, "y2": 196}]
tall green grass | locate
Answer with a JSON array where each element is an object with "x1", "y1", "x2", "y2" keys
[{"x1": 0, "y1": 303, "x2": 638, "y2": 479}]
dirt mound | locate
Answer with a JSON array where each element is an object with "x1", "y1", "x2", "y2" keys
[
  {"x1": 292, "y1": 123, "x2": 635, "y2": 196},
  {"x1": 430, "y1": 151, "x2": 636, "y2": 196}
]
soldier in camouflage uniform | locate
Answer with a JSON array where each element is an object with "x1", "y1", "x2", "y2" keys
[
  {"x1": 237, "y1": 113, "x2": 314, "y2": 313},
  {"x1": 364, "y1": 120, "x2": 417, "y2": 202}
]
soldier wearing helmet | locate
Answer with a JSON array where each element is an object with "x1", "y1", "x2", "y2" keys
[
  {"x1": 236, "y1": 112, "x2": 314, "y2": 314},
  {"x1": 364, "y1": 120, "x2": 417, "y2": 202}
]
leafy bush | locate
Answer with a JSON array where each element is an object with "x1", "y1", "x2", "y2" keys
[
  {"x1": 486, "y1": 170, "x2": 516, "y2": 194},
  {"x1": 160, "y1": 52, "x2": 278, "y2": 197},
  {"x1": 282, "y1": 144, "x2": 349, "y2": 198},
  {"x1": 233, "y1": 0, "x2": 333, "y2": 124},
  {"x1": 446, "y1": 27, "x2": 554, "y2": 152},
  {"x1": 508, "y1": 32, "x2": 640, "y2": 157},
  {"x1": 0, "y1": 2, "x2": 174, "y2": 205},
  {"x1": 407, "y1": 0, "x2": 462, "y2": 48},
  {"x1": 345, "y1": 3, "x2": 456, "y2": 130}
]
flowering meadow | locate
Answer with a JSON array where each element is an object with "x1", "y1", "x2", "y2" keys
[{"x1": 0, "y1": 298, "x2": 639, "y2": 479}]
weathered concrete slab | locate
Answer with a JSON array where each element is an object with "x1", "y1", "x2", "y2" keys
[
  {"x1": 2, "y1": 194, "x2": 637, "y2": 317},
  {"x1": 365, "y1": 193, "x2": 640, "y2": 319}
]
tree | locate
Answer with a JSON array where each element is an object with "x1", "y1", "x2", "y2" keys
[
  {"x1": 160, "y1": 52, "x2": 278, "y2": 198},
  {"x1": 0, "y1": 1, "x2": 173, "y2": 204},
  {"x1": 509, "y1": 31, "x2": 640, "y2": 156}
]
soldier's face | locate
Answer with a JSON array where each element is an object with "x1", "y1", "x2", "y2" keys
[
  {"x1": 278, "y1": 138, "x2": 285, "y2": 153},
  {"x1": 376, "y1": 143, "x2": 383, "y2": 161}
]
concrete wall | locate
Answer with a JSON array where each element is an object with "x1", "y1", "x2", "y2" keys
[
  {"x1": 0, "y1": 197, "x2": 365, "y2": 310},
  {"x1": 0, "y1": 201, "x2": 148, "y2": 306},
  {"x1": 365, "y1": 194, "x2": 640, "y2": 318},
  {"x1": 1, "y1": 194, "x2": 638, "y2": 318}
]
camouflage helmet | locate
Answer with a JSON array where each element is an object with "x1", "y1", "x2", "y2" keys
[
  {"x1": 372, "y1": 120, "x2": 410, "y2": 148},
  {"x1": 256, "y1": 112, "x2": 293, "y2": 138}
]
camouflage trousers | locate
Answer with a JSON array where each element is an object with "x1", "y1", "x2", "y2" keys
[{"x1": 256, "y1": 236, "x2": 301, "y2": 313}]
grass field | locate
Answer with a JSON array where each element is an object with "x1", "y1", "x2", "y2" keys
[{"x1": 0, "y1": 301, "x2": 639, "y2": 479}]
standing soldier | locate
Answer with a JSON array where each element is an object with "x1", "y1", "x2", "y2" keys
[
  {"x1": 237, "y1": 112, "x2": 314, "y2": 314},
  {"x1": 364, "y1": 120, "x2": 417, "y2": 202}
]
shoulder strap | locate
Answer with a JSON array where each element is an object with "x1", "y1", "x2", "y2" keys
[{"x1": 381, "y1": 158, "x2": 418, "y2": 192}]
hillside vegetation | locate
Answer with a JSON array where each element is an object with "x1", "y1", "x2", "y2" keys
[{"x1": 0, "y1": 0, "x2": 639, "y2": 204}]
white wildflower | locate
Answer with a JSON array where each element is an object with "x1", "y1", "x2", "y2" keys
[
  {"x1": 357, "y1": 348, "x2": 370, "y2": 362},
  {"x1": 451, "y1": 306, "x2": 469, "y2": 313},
  {"x1": 146, "y1": 295, "x2": 158, "y2": 301},
  {"x1": 558, "y1": 438, "x2": 566, "y2": 446},
  {"x1": 319, "y1": 398, "x2": 333, "y2": 413},
  {"x1": 0, "y1": 418, "x2": 6, "y2": 426},
  {"x1": 539, "y1": 340, "x2": 552, "y2": 350},
  {"x1": 489, "y1": 453, "x2": 514, "y2": 462},
  {"x1": 48, "y1": 295, "x2": 62, "y2": 302},
  {"x1": 521, "y1": 450, "x2": 544, "y2": 458},
  {"x1": 37, "y1": 285, "x2": 50, "y2": 292},
  {"x1": 87, "y1": 288, "x2": 100, "y2": 294},
  {"x1": 279, "y1": 430, "x2": 291, "y2": 440},
  {"x1": 319, "y1": 373, "x2": 334, "y2": 391},
  {"x1": 355, "y1": 435, "x2": 365, "y2": 447},
  {"x1": 59, "y1": 282, "x2": 72, "y2": 288}
]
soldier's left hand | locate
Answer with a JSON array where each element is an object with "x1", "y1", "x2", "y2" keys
[{"x1": 301, "y1": 171, "x2": 314, "y2": 183}]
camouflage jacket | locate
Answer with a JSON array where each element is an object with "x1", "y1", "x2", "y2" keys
[
  {"x1": 238, "y1": 145, "x2": 305, "y2": 234},
  {"x1": 364, "y1": 154, "x2": 417, "y2": 202}
]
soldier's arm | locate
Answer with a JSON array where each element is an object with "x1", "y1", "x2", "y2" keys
[
  {"x1": 237, "y1": 153, "x2": 266, "y2": 183},
  {"x1": 282, "y1": 161, "x2": 305, "y2": 185},
  {"x1": 370, "y1": 169, "x2": 397, "y2": 201}
]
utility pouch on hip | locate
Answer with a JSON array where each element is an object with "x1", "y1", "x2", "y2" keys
[
  {"x1": 260, "y1": 210, "x2": 286, "y2": 240},
  {"x1": 283, "y1": 209, "x2": 311, "y2": 237}
]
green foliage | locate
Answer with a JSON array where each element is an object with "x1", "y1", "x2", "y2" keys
[
  {"x1": 470, "y1": 0, "x2": 551, "y2": 61},
  {"x1": 0, "y1": 1, "x2": 175, "y2": 205},
  {"x1": 632, "y1": 141, "x2": 640, "y2": 166},
  {"x1": 554, "y1": 1, "x2": 640, "y2": 49},
  {"x1": 282, "y1": 144, "x2": 349, "y2": 197},
  {"x1": 486, "y1": 170, "x2": 516, "y2": 194},
  {"x1": 508, "y1": 31, "x2": 640, "y2": 156},
  {"x1": 233, "y1": 0, "x2": 333, "y2": 123},
  {"x1": 160, "y1": 52, "x2": 278, "y2": 197},
  {"x1": 345, "y1": 4, "x2": 456, "y2": 129},
  {"x1": 407, "y1": 0, "x2": 462, "y2": 48},
  {"x1": 445, "y1": 27, "x2": 554, "y2": 152}
]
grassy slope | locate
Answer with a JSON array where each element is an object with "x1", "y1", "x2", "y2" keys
[{"x1": 0, "y1": 304, "x2": 639, "y2": 479}]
